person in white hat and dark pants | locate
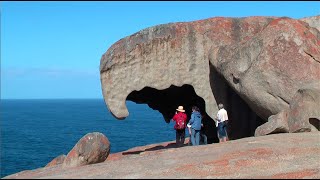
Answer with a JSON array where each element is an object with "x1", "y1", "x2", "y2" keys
[{"x1": 171, "y1": 106, "x2": 187, "y2": 147}]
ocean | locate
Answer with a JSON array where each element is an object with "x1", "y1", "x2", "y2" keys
[{"x1": 0, "y1": 99, "x2": 179, "y2": 178}]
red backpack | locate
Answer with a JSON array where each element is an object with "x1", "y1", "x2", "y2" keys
[{"x1": 175, "y1": 114, "x2": 186, "y2": 130}]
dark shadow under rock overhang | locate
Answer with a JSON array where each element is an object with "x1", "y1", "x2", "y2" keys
[{"x1": 126, "y1": 63, "x2": 266, "y2": 143}]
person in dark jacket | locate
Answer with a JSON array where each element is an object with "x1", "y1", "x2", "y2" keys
[
  {"x1": 188, "y1": 106, "x2": 202, "y2": 146},
  {"x1": 171, "y1": 105, "x2": 187, "y2": 147}
]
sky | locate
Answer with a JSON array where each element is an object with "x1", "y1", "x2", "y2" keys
[{"x1": 1, "y1": 1, "x2": 319, "y2": 99}]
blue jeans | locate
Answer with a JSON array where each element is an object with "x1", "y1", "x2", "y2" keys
[
  {"x1": 218, "y1": 121, "x2": 227, "y2": 138},
  {"x1": 191, "y1": 128, "x2": 200, "y2": 146}
]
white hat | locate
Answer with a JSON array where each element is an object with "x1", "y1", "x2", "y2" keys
[{"x1": 176, "y1": 106, "x2": 185, "y2": 112}]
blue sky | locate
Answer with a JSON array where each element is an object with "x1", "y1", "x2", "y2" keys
[{"x1": 1, "y1": 1, "x2": 319, "y2": 99}]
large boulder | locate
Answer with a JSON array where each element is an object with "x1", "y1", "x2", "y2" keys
[
  {"x1": 62, "y1": 132, "x2": 110, "y2": 168},
  {"x1": 100, "y1": 15, "x2": 320, "y2": 139},
  {"x1": 100, "y1": 16, "x2": 275, "y2": 121},
  {"x1": 211, "y1": 17, "x2": 320, "y2": 121}
]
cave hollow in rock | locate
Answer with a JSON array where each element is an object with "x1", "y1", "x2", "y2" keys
[{"x1": 127, "y1": 80, "x2": 265, "y2": 143}]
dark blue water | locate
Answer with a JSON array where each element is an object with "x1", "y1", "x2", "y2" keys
[{"x1": 0, "y1": 99, "x2": 178, "y2": 178}]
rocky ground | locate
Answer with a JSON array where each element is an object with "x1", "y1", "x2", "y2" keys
[{"x1": 4, "y1": 132, "x2": 320, "y2": 179}]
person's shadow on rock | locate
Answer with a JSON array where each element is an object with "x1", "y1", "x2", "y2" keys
[{"x1": 121, "y1": 142, "x2": 189, "y2": 155}]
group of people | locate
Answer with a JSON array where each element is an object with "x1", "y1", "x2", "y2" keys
[{"x1": 171, "y1": 103, "x2": 229, "y2": 147}]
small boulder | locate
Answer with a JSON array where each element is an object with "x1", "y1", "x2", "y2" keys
[
  {"x1": 62, "y1": 132, "x2": 110, "y2": 168},
  {"x1": 45, "y1": 154, "x2": 66, "y2": 167}
]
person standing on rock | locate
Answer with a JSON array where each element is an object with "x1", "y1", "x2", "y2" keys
[
  {"x1": 171, "y1": 106, "x2": 187, "y2": 147},
  {"x1": 216, "y1": 103, "x2": 229, "y2": 143},
  {"x1": 188, "y1": 106, "x2": 202, "y2": 146}
]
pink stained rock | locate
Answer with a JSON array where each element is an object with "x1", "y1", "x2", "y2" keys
[
  {"x1": 100, "y1": 15, "x2": 320, "y2": 136},
  {"x1": 45, "y1": 154, "x2": 66, "y2": 167},
  {"x1": 62, "y1": 132, "x2": 110, "y2": 168}
]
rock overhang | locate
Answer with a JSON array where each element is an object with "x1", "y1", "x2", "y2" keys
[
  {"x1": 100, "y1": 15, "x2": 320, "y2": 138},
  {"x1": 100, "y1": 16, "x2": 274, "y2": 119}
]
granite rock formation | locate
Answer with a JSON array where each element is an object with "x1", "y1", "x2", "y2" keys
[
  {"x1": 287, "y1": 81, "x2": 320, "y2": 132},
  {"x1": 301, "y1": 16, "x2": 320, "y2": 31},
  {"x1": 256, "y1": 81, "x2": 320, "y2": 136},
  {"x1": 62, "y1": 132, "x2": 110, "y2": 168},
  {"x1": 45, "y1": 154, "x2": 66, "y2": 167},
  {"x1": 100, "y1": 15, "x2": 320, "y2": 140},
  {"x1": 3, "y1": 132, "x2": 320, "y2": 179},
  {"x1": 254, "y1": 110, "x2": 290, "y2": 136}
]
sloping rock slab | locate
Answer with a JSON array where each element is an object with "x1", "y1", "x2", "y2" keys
[
  {"x1": 4, "y1": 132, "x2": 320, "y2": 179},
  {"x1": 45, "y1": 154, "x2": 66, "y2": 167}
]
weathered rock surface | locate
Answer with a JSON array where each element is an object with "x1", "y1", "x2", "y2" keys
[
  {"x1": 45, "y1": 154, "x2": 66, "y2": 167},
  {"x1": 255, "y1": 110, "x2": 289, "y2": 136},
  {"x1": 100, "y1": 15, "x2": 319, "y2": 139},
  {"x1": 301, "y1": 16, "x2": 320, "y2": 31},
  {"x1": 287, "y1": 81, "x2": 320, "y2": 133},
  {"x1": 4, "y1": 132, "x2": 320, "y2": 179},
  {"x1": 62, "y1": 132, "x2": 110, "y2": 168},
  {"x1": 256, "y1": 81, "x2": 320, "y2": 136}
]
